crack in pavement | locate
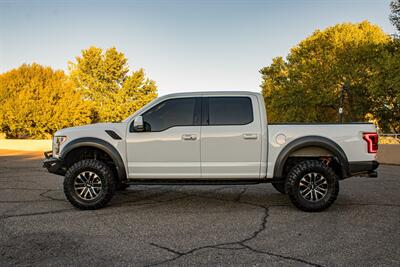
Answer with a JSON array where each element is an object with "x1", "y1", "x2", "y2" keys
[
  {"x1": 0, "y1": 208, "x2": 75, "y2": 220},
  {"x1": 0, "y1": 188, "x2": 188, "y2": 221},
  {"x1": 241, "y1": 244, "x2": 324, "y2": 267},
  {"x1": 105, "y1": 185, "x2": 398, "y2": 266},
  {"x1": 0, "y1": 188, "x2": 64, "y2": 204},
  {"x1": 146, "y1": 187, "x2": 324, "y2": 267},
  {"x1": 39, "y1": 189, "x2": 65, "y2": 202},
  {"x1": 150, "y1": 242, "x2": 185, "y2": 256}
]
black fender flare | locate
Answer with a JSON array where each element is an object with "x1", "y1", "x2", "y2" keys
[
  {"x1": 60, "y1": 137, "x2": 127, "y2": 182},
  {"x1": 273, "y1": 136, "x2": 349, "y2": 179}
]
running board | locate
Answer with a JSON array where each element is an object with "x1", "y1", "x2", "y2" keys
[{"x1": 125, "y1": 179, "x2": 271, "y2": 186}]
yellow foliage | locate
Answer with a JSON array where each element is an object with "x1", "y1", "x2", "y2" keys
[
  {"x1": 0, "y1": 47, "x2": 158, "y2": 138},
  {"x1": 0, "y1": 64, "x2": 92, "y2": 139},
  {"x1": 380, "y1": 136, "x2": 400, "y2": 144}
]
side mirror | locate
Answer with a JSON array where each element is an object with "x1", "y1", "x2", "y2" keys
[{"x1": 133, "y1": 116, "x2": 144, "y2": 132}]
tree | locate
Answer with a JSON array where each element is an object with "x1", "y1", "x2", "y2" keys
[
  {"x1": 260, "y1": 21, "x2": 390, "y2": 124},
  {"x1": 367, "y1": 41, "x2": 400, "y2": 133},
  {"x1": 362, "y1": 0, "x2": 400, "y2": 133},
  {"x1": 69, "y1": 46, "x2": 157, "y2": 122},
  {"x1": 0, "y1": 64, "x2": 92, "y2": 139},
  {"x1": 390, "y1": 0, "x2": 400, "y2": 33}
]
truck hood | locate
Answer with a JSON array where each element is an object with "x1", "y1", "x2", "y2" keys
[{"x1": 54, "y1": 122, "x2": 128, "y2": 137}]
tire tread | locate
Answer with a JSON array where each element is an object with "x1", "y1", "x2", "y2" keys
[
  {"x1": 285, "y1": 160, "x2": 339, "y2": 212},
  {"x1": 64, "y1": 159, "x2": 115, "y2": 210}
]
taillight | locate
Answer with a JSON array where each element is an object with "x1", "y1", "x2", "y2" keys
[{"x1": 363, "y1": 132, "x2": 378, "y2": 153}]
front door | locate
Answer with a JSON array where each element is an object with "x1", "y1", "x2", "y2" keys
[{"x1": 126, "y1": 97, "x2": 201, "y2": 178}]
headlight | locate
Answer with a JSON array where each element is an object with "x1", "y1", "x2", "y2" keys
[{"x1": 53, "y1": 136, "x2": 67, "y2": 157}]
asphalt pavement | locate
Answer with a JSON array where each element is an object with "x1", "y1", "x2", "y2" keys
[{"x1": 0, "y1": 150, "x2": 399, "y2": 267}]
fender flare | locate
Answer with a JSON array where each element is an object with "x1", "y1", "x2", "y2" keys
[
  {"x1": 60, "y1": 137, "x2": 127, "y2": 182},
  {"x1": 273, "y1": 136, "x2": 349, "y2": 179}
]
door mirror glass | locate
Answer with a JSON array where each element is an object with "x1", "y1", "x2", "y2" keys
[{"x1": 133, "y1": 116, "x2": 144, "y2": 132}]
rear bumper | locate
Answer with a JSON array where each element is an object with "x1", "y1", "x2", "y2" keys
[
  {"x1": 348, "y1": 160, "x2": 379, "y2": 178},
  {"x1": 43, "y1": 151, "x2": 65, "y2": 176}
]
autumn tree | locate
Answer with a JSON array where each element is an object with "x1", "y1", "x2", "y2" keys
[
  {"x1": 69, "y1": 46, "x2": 157, "y2": 122},
  {"x1": 260, "y1": 21, "x2": 390, "y2": 124},
  {"x1": 0, "y1": 64, "x2": 91, "y2": 138}
]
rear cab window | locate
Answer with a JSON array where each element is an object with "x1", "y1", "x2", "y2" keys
[{"x1": 203, "y1": 97, "x2": 253, "y2": 125}]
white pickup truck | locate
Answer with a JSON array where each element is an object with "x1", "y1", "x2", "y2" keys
[{"x1": 44, "y1": 91, "x2": 379, "y2": 212}]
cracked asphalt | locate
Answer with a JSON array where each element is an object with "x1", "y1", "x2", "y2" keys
[{"x1": 0, "y1": 150, "x2": 399, "y2": 267}]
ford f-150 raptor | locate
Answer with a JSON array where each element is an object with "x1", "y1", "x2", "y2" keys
[{"x1": 44, "y1": 91, "x2": 379, "y2": 211}]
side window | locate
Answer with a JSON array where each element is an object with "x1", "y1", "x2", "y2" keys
[
  {"x1": 207, "y1": 97, "x2": 253, "y2": 125},
  {"x1": 141, "y1": 97, "x2": 198, "y2": 132}
]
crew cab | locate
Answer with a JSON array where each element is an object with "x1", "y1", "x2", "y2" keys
[{"x1": 43, "y1": 91, "x2": 379, "y2": 211}]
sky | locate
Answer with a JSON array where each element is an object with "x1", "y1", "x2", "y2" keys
[{"x1": 0, "y1": 0, "x2": 395, "y2": 96}]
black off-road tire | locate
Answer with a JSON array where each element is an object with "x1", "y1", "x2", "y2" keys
[
  {"x1": 64, "y1": 159, "x2": 115, "y2": 210},
  {"x1": 285, "y1": 160, "x2": 339, "y2": 212},
  {"x1": 272, "y1": 182, "x2": 286, "y2": 194}
]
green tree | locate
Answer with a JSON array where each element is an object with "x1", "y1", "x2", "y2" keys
[
  {"x1": 390, "y1": 0, "x2": 400, "y2": 33},
  {"x1": 367, "y1": 41, "x2": 400, "y2": 133},
  {"x1": 369, "y1": 0, "x2": 400, "y2": 133},
  {"x1": 0, "y1": 64, "x2": 92, "y2": 139},
  {"x1": 260, "y1": 21, "x2": 390, "y2": 123},
  {"x1": 69, "y1": 46, "x2": 157, "y2": 122}
]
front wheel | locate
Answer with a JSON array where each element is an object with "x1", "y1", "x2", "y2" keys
[
  {"x1": 63, "y1": 159, "x2": 115, "y2": 210},
  {"x1": 285, "y1": 160, "x2": 339, "y2": 212}
]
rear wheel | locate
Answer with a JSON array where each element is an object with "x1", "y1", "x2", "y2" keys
[
  {"x1": 64, "y1": 159, "x2": 115, "y2": 210},
  {"x1": 285, "y1": 160, "x2": 339, "y2": 212}
]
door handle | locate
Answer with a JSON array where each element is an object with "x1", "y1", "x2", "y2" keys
[
  {"x1": 242, "y1": 133, "x2": 258, "y2": 140},
  {"x1": 182, "y1": 134, "x2": 197, "y2": 141}
]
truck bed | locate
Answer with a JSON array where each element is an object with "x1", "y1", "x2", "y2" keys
[{"x1": 266, "y1": 123, "x2": 377, "y2": 178}]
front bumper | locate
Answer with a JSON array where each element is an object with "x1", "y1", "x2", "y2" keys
[
  {"x1": 349, "y1": 160, "x2": 379, "y2": 178},
  {"x1": 43, "y1": 151, "x2": 66, "y2": 176}
]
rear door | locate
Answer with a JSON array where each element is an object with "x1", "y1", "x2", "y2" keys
[
  {"x1": 200, "y1": 96, "x2": 262, "y2": 179},
  {"x1": 126, "y1": 97, "x2": 201, "y2": 178}
]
